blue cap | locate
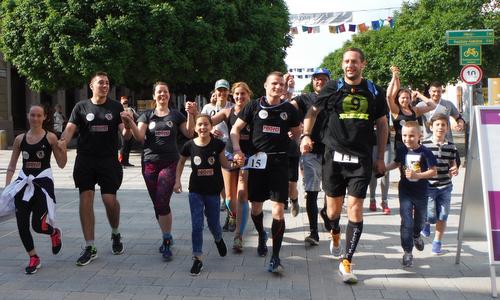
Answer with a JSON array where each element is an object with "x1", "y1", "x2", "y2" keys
[
  {"x1": 312, "y1": 68, "x2": 330, "y2": 79},
  {"x1": 214, "y1": 79, "x2": 230, "y2": 90}
]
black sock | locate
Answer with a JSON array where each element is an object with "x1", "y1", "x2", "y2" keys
[
  {"x1": 345, "y1": 220, "x2": 363, "y2": 262},
  {"x1": 329, "y1": 216, "x2": 341, "y2": 234},
  {"x1": 305, "y1": 191, "x2": 319, "y2": 233},
  {"x1": 251, "y1": 212, "x2": 265, "y2": 236},
  {"x1": 271, "y1": 218, "x2": 285, "y2": 258}
]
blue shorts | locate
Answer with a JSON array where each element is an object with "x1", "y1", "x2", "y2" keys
[{"x1": 426, "y1": 185, "x2": 452, "y2": 223}]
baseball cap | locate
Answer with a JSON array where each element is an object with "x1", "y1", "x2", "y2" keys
[
  {"x1": 214, "y1": 79, "x2": 230, "y2": 90},
  {"x1": 312, "y1": 68, "x2": 331, "y2": 79}
]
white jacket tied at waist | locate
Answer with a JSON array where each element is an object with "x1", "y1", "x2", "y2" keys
[{"x1": 0, "y1": 168, "x2": 55, "y2": 226}]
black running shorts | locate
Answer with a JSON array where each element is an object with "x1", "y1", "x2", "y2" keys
[
  {"x1": 248, "y1": 153, "x2": 288, "y2": 203},
  {"x1": 73, "y1": 155, "x2": 123, "y2": 194}
]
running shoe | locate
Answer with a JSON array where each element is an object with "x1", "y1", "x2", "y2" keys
[
  {"x1": 305, "y1": 231, "x2": 319, "y2": 246},
  {"x1": 25, "y1": 256, "x2": 41, "y2": 275},
  {"x1": 233, "y1": 237, "x2": 243, "y2": 253},
  {"x1": 111, "y1": 233, "x2": 124, "y2": 255},
  {"x1": 339, "y1": 259, "x2": 357, "y2": 284},
  {"x1": 51, "y1": 228, "x2": 63, "y2": 255},
  {"x1": 161, "y1": 238, "x2": 173, "y2": 261},
  {"x1": 220, "y1": 200, "x2": 226, "y2": 211},
  {"x1": 421, "y1": 223, "x2": 431, "y2": 237},
  {"x1": 227, "y1": 215, "x2": 236, "y2": 232},
  {"x1": 215, "y1": 238, "x2": 227, "y2": 257},
  {"x1": 257, "y1": 232, "x2": 268, "y2": 257},
  {"x1": 369, "y1": 200, "x2": 377, "y2": 212},
  {"x1": 291, "y1": 200, "x2": 300, "y2": 217},
  {"x1": 159, "y1": 237, "x2": 174, "y2": 253},
  {"x1": 76, "y1": 246, "x2": 97, "y2": 266},
  {"x1": 320, "y1": 207, "x2": 331, "y2": 232},
  {"x1": 222, "y1": 214, "x2": 230, "y2": 232},
  {"x1": 413, "y1": 235, "x2": 425, "y2": 251},
  {"x1": 402, "y1": 252, "x2": 413, "y2": 267},
  {"x1": 190, "y1": 257, "x2": 203, "y2": 276},
  {"x1": 381, "y1": 201, "x2": 391, "y2": 215},
  {"x1": 329, "y1": 231, "x2": 341, "y2": 257},
  {"x1": 268, "y1": 256, "x2": 284, "y2": 273},
  {"x1": 431, "y1": 240, "x2": 442, "y2": 255}
]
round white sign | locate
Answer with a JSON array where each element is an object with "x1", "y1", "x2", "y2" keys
[{"x1": 460, "y1": 64, "x2": 483, "y2": 85}]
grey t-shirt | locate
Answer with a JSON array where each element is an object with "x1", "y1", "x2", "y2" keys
[{"x1": 417, "y1": 99, "x2": 459, "y2": 142}]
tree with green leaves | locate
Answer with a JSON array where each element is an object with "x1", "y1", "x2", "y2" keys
[
  {"x1": 321, "y1": 0, "x2": 499, "y2": 89},
  {"x1": 0, "y1": 0, "x2": 291, "y2": 95}
]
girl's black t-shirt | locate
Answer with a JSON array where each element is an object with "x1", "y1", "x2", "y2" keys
[
  {"x1": 21, "y1": 131, "x2": 52, "y2": 177},
  {"x1": 180, "y1": 138, "x2": 225, "y2": 195}
]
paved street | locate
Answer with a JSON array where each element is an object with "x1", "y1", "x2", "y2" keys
[{"x1": 0, "y1": 144, "x2": 497, "y2": 300}]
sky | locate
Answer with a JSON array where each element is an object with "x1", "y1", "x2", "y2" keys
[{"x1": 284, "y1": 0, "x2": 407, "y2": 90}]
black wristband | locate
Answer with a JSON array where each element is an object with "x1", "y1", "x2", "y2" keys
[{"x1": 300, "y1": 133, "x2": 311, "y2": 140}]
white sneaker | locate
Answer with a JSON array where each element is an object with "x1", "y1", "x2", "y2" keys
[
  {"x1": 339, "y1": 259, "x2": 357, "y2": 284},
  {"x1": 329, "y1": 232, "x2": 342, "y2": 257}
]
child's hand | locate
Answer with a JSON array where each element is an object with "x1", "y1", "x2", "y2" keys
[
  {"x1": 173, "y1": 182, "x2": 182, "y2": 193},
  {"x1": 405, "y1": 168, "x2": 418, "y2": 180},
  {"x1": 449, "y1": 165, "x2": 459, "y2": 177}
]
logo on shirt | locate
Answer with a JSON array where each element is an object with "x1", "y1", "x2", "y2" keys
[
  {"x1": 193, "y1": 156, "x2": 202, "y2": 166},
  {"x1": 155, "y1": 130, "x2": 170, "y2": 137},
  {"x1": 22, "y1": 151, "x2": 29, "y2": 159},
  {"x1": 149, "y1": 122, "x2": 156, "y2": 130},
  {"x1": 166, "y1": 121, "x2": 173, "y2": 128},
  {"x1": 25, "y1": 161, "x2": 42, "y2": 169},
  {"x1": 90, "y1": 125, "x2": 109, "y2": 132},
  {"x1": 105, "y1": 113, "x2": 113, "y2": 120},
  {"x1": 258, "y1": 110, "x2": 268, "y2": 119},
  {"x1": 86, "y1": 113, "x2": 95, "y2": 121},
  {"x1": 280, "y1": 112, "x2": 288, "y2": 120},
  {"x1": 208, "y1": 156, "x2": 215, "y2": 165},
  {"x1": 262, "y1": 125, "x2": 280, "y2": 134},
  {"x1": 36, "y1": 150, "x2": 45, "y2": 159},
  {"x1": 197, "y1": 168, "x2": 214, "y2": 176},
  {"x1": 340, "y1": 94, "x2": 369, "y2": 120}
]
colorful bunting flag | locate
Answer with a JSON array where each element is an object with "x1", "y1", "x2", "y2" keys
[
  {"x1": 348, "y1": 24, "x2": 356, "y2": 32},
  {"x1": 312, "y1": 26, "x2": 320, "y2": 33},
  {"x1": 290, "y1": 27, "x2": 299, "y2": 35},
  {"x1": 329, "y1": 25, "x2": 337, "y2": 33},
  {"x1": 358, "y1": 23, "x2": 368, "y2": 32},
  {"x1": 302, "y1": 26, "x2": 309, "y2": 32},
  {"x1": 290, "y1": 15, "x2": 395, "y2": 35},
  {"x1": 371, "y1": 20, "x2": 381, "y2": 30},
  {"x1": 338, "y1": 24, "x2": 346, "y2": 33},
  {"x1": 307, "y1": 27, "x2": 313, "y2": 33}
]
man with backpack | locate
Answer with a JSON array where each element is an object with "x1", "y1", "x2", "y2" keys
[{"x1": 300, "y1": 48, "x2": 389, "y2": 283}]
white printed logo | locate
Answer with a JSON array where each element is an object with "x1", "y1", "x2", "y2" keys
[
  {"x1": 105, "y1": 113, "x2": 113, "y2": 120},
  {"x1": 193, "y1": 156, "x2": 202, "y2": 166},
  {"x1": 149, "y1": 121, "x2": 156, "y2": 130},
  {"x1": 86, "y1": 113, "x2": 95, "y2": 121},
  {"x1": 22, "y1": 151, "x2": 29, "y2": 159},
  {"x1": 36, "y1": 150, "x2": 45, "y2": 159},
  {"x1": 258, "y1": 110, "x2": 268, "y2": 119},
  {"x1": 280, "y1": 112, "x2": 288, "y2": 120},
  {"x1": 166, "y1": 121, "x2": 173, "y2": 128},
  {"x1": 208, "y1": 156, "x2": 215, "y2": 165}
]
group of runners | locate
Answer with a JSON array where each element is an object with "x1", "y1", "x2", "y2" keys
[{"x1": 1, "y1": 47, "x2": 462, "y2": 283}]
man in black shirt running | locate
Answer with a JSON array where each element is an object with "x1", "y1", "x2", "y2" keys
[
  {"x1": 300, "y1": 48, "x2": 388, "y2": 283},
  {"x1": 60, "y1": 71, "x2": 132, "y2": 266}
]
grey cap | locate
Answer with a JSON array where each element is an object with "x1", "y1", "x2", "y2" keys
[{"x1": 214, "y1": 79, "x2": 230, "y2": 90}]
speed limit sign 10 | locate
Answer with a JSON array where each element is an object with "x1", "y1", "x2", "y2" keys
[{"x1": 460, "y1": 64, "x2": 483, "y2": 85}]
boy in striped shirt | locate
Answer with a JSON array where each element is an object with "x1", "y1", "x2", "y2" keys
[{"x1": 421, "y1": 113, "x2": 460, "y2": 255}]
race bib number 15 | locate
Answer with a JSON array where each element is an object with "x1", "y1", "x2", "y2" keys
[{"x1": 246, "y1": 152, "x2": 268, "y2": 169}]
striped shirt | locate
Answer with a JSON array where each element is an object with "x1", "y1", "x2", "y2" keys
[{"x1": 422, "y1": 139, "x2": 458, "y2": 189}]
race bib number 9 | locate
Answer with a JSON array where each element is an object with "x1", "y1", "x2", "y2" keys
[
  {"x1": 333, "y1": 151, "x2": 359, "y2": 164},
  {"x1": 245, "y1": 152, "x2": 268, "y2": 169}
]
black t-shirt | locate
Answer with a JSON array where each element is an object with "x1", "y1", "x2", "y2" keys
[
  {"x1": 394, "y1": 144, "x2": 437, "y2": 194},
  {"x1": 238, "y1": 97, "x2": 300, "y2": 154},
  {"x1": 69, "y1": 99, "x2": 123, "y2": 157},
  {"x1": 137, "y1": 109, "x2": 186, "y2": 162},
  {"x1": 21, "y1": 131, "x2": 52, "y2": 177},
  {"x1": 180, "y1": 138, "x2": 225, "y2": 195},
  {"x1": 227, "y1": 107, "x2": 253, "y2": 155},
  {"x1": 293, "y1": 92, "x2": 326, "y2": 155},
  {"x1": 314, "y1": 79, "x2": 388, "y2": 158}
]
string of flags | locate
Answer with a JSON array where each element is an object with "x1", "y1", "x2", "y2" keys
[{"x1": 290, "y1": 17, "x2": 394, "y2": 35}]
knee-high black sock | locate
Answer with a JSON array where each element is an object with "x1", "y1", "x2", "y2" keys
[
  {"x1": 328, "y1": 216, "x2": 341, "y2": 234},
  {"x1": 271, "y1": 218, "x2": 285, "y2": 258},
  {"x1": 305, "y1": 191, "x2": 319, "y2": 233},
  {"x1": 345, "y1": 220, "x2": 363, "y2": 262},
  {"x1": 251, "y1": 212, "x2": 265, "y2": 236}
]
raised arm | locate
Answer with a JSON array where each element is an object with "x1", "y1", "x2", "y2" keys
[
  {"x1": 413, "y1": 91, "x2": 436, "y2": 116},
  {"x1": 386, "y1": 66, "x2": 401, "y2": 116},
  {"x1": 5, "y1": 135, "x2": 22, "y2": 186},
  {"x1": 211, "y1": 108, "x2": 230, "y2": 126}
]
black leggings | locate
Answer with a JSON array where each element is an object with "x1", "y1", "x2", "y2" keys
[{"x1": 15, "y1": 187, "x2": 54, "y2": 252}]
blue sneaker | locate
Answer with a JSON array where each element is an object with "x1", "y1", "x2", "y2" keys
[
  {"x1": 268, "y1": 256, "x2": 283, "y2": 273},
  {"x1": 257, "y1": 232, "x2": 268, "y2": 257},
  {"x1": 432, "y1": 240, "x2": 442, "y2": 255},
  {"x1": 161, "y1": 239, "x2": 173, "y2": 261},
  {"x1": 421, "y1": 223, "x2": 430, "y2": 237}
]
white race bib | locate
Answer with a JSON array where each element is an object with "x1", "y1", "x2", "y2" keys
[
  {"x1": 333, "y1": 151, "x2": 359, "y2": 164},
  {"x1": 245, "y1": 152, "x2": 268, "y2": 169}
]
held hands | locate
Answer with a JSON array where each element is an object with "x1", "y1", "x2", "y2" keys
[
  {"x1": 405, "y1": 168, "x2": 419, "y2": 180},
  {"x1": 449, "y1": 165, "x2": 459, "y2": 177},
  {"x1": 300, "y1": 136, "x2": 313, "y2": 154},
  {"x1": 56, "y1": 138, "x2": 67, "y2": 152},
  {"x1": 390, "y1": 65, "x2": 400, "y2": 78},
  {"x1": 233, "y1": 151, "x2": 246, "y2": 168},
  {"x1": 185, "y1": 101, "x2": 198, "y2": 115},
  {"x1": 454, "y1": 119, "x2": 465, "y2": 132},
  {"x1": 120, "y1": 111, "x2": 133, "y2": 128},
  {"x1": 211, "y1": 129, "x2": 224, "y2": 138},
  {"x1": 373, "y1": 159, "x2": 386, "y2": 176}
]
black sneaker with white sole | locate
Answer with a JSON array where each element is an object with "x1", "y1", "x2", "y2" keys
[
  {"x1": 190, "y1": 257, "x2": 203, "y2": 276},
  {"x1": 76, "y1": 246, "x2": 97, "y2": 266},
  {"x1": 111, "y1": 233, "x2": 124, "y2": 255},
  {"x1": 215, "y1": 238, "x2": 227, "y2": 257}
]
